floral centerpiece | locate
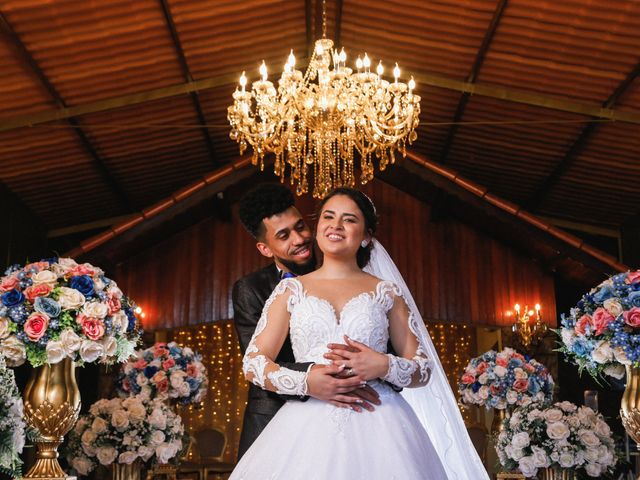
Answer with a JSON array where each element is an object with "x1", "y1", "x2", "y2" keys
[
  {"x1": 496, "y1": 401, "x2": 617, "y2": 478},
  {"x1": 0, "y1": 258, "x2": 141, "y2": 367},
  {"x1": 65, "y1": 396, "x2": 185, "y2": 476},
  {"x1": 458, "y1": 348, "x2": 554, "y2": 409},
  {"x1": 117, "y1": 342, "x2": 208, "y2": 405},
  {"x1": 558, "y1": 270, "x2": 640, "y2": 380},
  {"x1": 0, "y1": 356, "x2": 26, "y2": 478}
]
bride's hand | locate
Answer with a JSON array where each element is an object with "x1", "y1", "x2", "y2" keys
[{"x1": 326, "y1": 335, "x2": 389, "y2": 381}]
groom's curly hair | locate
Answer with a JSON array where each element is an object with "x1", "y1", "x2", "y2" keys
[{"x1": 238, "y1": 184, "x2": 295, "y2": 239}]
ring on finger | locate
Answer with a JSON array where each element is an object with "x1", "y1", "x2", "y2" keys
[{"x1": 346, "y1": 367, "x2": 355, "y2": 376}]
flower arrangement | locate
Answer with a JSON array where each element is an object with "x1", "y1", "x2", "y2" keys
[
  {"x1": 558, "y1": 270, "x2": 640, "y2": 380},
  {"x1": 496, "y1": 401, "x2": 617, "y2": 478},
  {"x1": 0, "y1": 258, "x2": 141, "y2": 367},
  {"x1": 458, "y1": 348, "x2": 554, "y2": 410},
  {"x1": 0, "y1": 356, "x2": 26, "y2": 478},
  {"x1": 65, "y1": 396, "x2": 185, "y2": 476},
  {"x1": 117, "y1": 342, "x2": 208, "y2": 405}
]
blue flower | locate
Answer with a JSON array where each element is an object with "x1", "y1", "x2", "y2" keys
[
  {"x1": 34, "y1": 297, "x2": 61, "y2": 318},
  {"x1": 593, "y1": 285, "x2": 614, "y2": 303},
  {"x1": 471, "y1": 382, "x2": 481, "y2": 393},
  {"x1": 144, "y1": 366, "x2": 158, "y2": 378},
  {"x1": 69, "y1": 275, "x2": 94, "y2": 297},
  {"x1": 628, "y1": 292, "x2": 640, "y2": 308},
  {"x1": 124, "y1": 307, "x2": 136, "y2": 331},
  {"x1": 40, "y1": 256, "x2": 59, "y2": 265},
  {"x1": 1, "y1": 289, "x2": 25, "y2": 307}
]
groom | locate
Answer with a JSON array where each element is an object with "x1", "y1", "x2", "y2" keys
[{"x1": 232, "y1": 184, "x2": 380, "y2": 459}]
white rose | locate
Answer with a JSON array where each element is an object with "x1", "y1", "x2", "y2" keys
[
  {"x1": 155, "y1": 442, "x2": 179, "y2": 464},
  {"x1": 604, "y1": 363, "x2": 625, "y2": 379},
  {"x1": 57, "y1": 258, "x2": 78, "y2": 270},
  {"x1": 514, "y1": 368, "x2": 526, "y2": 379},
  {"x1": 46, "y1": 341, "x2": 66, "y2": 364},
  {"x1": 561, "y1": 328, "x2": 576, "y2": 347},
  {"x1": 118, "y1": 451, "x2": 138, "y2": 464},
  {"x1": 57, "y1": 287, "x2": 85, "y2": 310},
  {"x1": 494, "y1": 365, "x2": 507, "y2": 377},
  {"x1": 79, "y1": 340, "x2": 104, "y2": 363},
  {"x1": 107, "y1": 284, "x2": 123, "y2": 299},
  {"x1": 111, "y1": 311, "x2": 129, "y2": 333},
  {"x1": 546, "y1": 422, "x2": 570, "y2": 440},
  {"x1": 543, "y1": 408, "x2": 564, "y2": 423},
  {"x1": 111, "y1": 409, "x2": 130, "y2": 431},
  {"x1": 102, "y1": 336, "x2": 117, "y2": 358},
  {"x1": 138, "y1": 445, "x2": 154, "y2": 461},
  {"x1": 584, "y1": 448, "x2": 600, "y2": 463},
  {"x1": 592, "y1": 340, "x2": 613, "y2": 364},
  {"x1": 518, "y1": 456, "x2": 537, "y2": 478},
  {"x1": 170, "y1": 370, "x2": 187, "y2": 388},
  {"x1": 81, "y1": 429, "x2": 97, "y2": 446},
  {"x1": 72, "y1": 457, "x2": 94, "y2": 476},
  {"x1": 603, "y1": 298, "x2": 623, "y2": 317},
  {"x1": 94, "y1": 277, "x2": 106, "y2": 292},
  {"x1": 478, "y1": 386, "x2": 490, "y2": 400},
  {"x1": 0, "y1": 317, "x2": 10, "y2": 339},
  {"x1": 478, "y1": 373, "x2": 489, "y2": 384},
  {"x1": 82, "y1": 301, "x2": 109, "y2": 319},
  {"x1": 74, "y1": 417, "x2": 89, "y2": 435},
  {"x1": 613, "y1": 347, "x2": 631, "y2": 365},
  {"x1": 91, "y1": 417, "x2": 108, "y2": 434},
  {"x1": 177, "y1": 382, "x2": 191, "y2": 398},
  {"x1": 149, "y1": 430, "x2": 166, "y2": 447},
  {"x1": 31, "y1": 270, "x2": 58, "y2": 286},
  {"x1": 580, "y1": 430, "x2": 601, "y2": 447},
  {"x1": 559, "y1": 452, "x2": 575, "y2": 468},
  {"x1": 595, "y1": 420, "x2": 611, "y2": 438},
  {"x1": 183, "y1": 347, "x2": 194, "y2": 356},
  {"x1": 526, "y1": 408, "x2": 542, "y2": 421},
  {"x1": 531, "y1": 447, "x2": 550, "y2": 468},
  {"x1": 0, "y1": 335, "x2": 26, "y2": 367},
  {"x1": 125, "y1": 401, "x2": 147, "y2": 424},
  {"x1": 96, "y1": 446, "x2": 118, "y2": 466},
  {"x1": 557, "y1": 401, "x2": 577, "y2": 412},
  {"x1": 509, "y1": 447, "x2": 525, "y2": 461},
  {"x1": 60, "y1": 329, "x2": 82, "y2": 354},
  {"x1": 148, "y1": 408, "x2": 167, "y2": 429},
  {"x1": 511, "y1": 432, "x2": 530, "y2": 449},
  {"x1": 585, "y1": 463, "x2": 601, "y2": 477}
]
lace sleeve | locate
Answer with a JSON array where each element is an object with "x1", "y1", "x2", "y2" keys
[
  {"x1": 242, "y1": 279, "x2": 308, "y2": 396},
  {"x1": 382, "y1": 285, "x2": 433, "y2": 388}
]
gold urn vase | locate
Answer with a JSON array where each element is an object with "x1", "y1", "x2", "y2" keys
[
  {"x1": 538, "y1": 468, "x2": 577, "y2": 480},
  {"x1": 111, "y1": 462, "x2": 142, "y2": 480},
  {"x1": 621, "y1": 365, "x2": 640, "y2": 446},
  {"x1": 491, "y1": 408, "x2": 511, "y2": 435},
  {"x1": 23, "y1": 358, "x2": 81, "y2": 480}
]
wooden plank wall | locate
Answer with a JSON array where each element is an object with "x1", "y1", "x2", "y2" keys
[{"x1": 115, "y1": 180, "x2": 557, "y2": 330}]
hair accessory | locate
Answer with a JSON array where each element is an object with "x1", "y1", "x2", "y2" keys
[{"x1": 360, "y1": 191, "x2": 378, "y2": 217}]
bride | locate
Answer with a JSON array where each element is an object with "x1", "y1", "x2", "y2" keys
[{"x1": 230, "y1": 188, "x2": 488, "y2": 479}]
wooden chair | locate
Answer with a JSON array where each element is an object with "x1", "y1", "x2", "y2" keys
[{"x1": 178, "y1": 428, "x2": 235, "y2": 480}]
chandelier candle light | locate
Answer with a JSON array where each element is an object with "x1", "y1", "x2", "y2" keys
[
  {"x1": 509, "y1": 303, "x2": 547, "y2": 350},
  {"x1": 227, "y1": 0, "x2": 421, "y2": 198}
]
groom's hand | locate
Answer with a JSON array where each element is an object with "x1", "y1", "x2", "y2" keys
[{"x1": 306, "y1": 364, "x2": 380, "y2": 412}]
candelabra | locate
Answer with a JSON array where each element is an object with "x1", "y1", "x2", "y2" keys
[{"x1": 509, "y1": 304, "x2": 547, "y2": 350}]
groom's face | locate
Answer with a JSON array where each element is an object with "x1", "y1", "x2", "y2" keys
[{"x1": 256, "y1": 206, "x2": 315, "y2": 274}]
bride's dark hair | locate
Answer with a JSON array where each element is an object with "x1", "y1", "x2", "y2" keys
[{"x1": 317, "y1": 187, "x2": 378, "y2": 268}]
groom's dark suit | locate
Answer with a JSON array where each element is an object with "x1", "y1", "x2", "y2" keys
[{"x1": 232, "y1": 263, "x2": 312, "y2": 459}]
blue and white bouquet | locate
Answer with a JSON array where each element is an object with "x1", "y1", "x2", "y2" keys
[
  {"x1": 558, "y1": 270, "x2": 640, "y2": 380},
  {"x1": 0, "y1": 355, "x2": 26, "y2": 478}
]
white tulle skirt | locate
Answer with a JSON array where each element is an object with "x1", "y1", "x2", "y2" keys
[{"x1": 230, "y1": 384, "x2": 448, "y2": 480}]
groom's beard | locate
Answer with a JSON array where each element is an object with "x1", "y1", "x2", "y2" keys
[{"x1": 277, "y1": 251, "x2": 316, "y2": 276}]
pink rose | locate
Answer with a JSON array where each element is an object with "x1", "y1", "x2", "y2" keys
[
  {"x1": 0, "y1": 276, "x2": 19, "y2": 292},
  {"x1": 156, "y1": 379, "x2": 169, "y2": 393},
  {"x1": 575, "y1": 314, "x2": 593, "y2": 336},
  {"x1": 186, "y1": 363, "x2": 199, "y2": 377},
  {"x1": 24, "y1": 283, "x2": 53, "y2": 303},
  {"x1": 513, "y1": 378, "x2": 529, "y2": 393},
  {"x1": 106, "y1": 296, "x2": 121, "y2": 315},
  {"x1": 524, "y1": 363, "x2": 536, "y2": 373},
  {"x1": 133, "y1": 358, "x2": 148, "y2": 370},
  {"x1": 512, "y1": 352, "x2": 526, "y2": 362},
  {"x1": 66, "y1": 264, "x2": 95, "y2": 277},
  {"x1": 626, "y1": 271, "x2": 640, "y2": 284},
  {"x1": 122, "y1": 378, "x2": 131, "y2": 392},
  {"x1": 152, "y1": 371, "x2": 167, "y2": 384},
  {"x1": 476, "y1": 362, "x2": 488, "y2": 374},
  {"x1": 162, "y1": 358, "x2": 175, "y2": 370},
  {"x1": 496, "y1": 357, "x2": 508, "y2": 367},
  {"x1": 593, "y1": 307, "x2": 615, "y2": 335},
  {"x1": 80, "y1": 316, "x2": 105, "y2": 341},
  {"x1": 24, "y1": 261, "x2": 50, "y2": 272},
  {"x1": 624, "y1": 307, "x2": 640, "y2": 328},
  {"x1": 153, "y1": 344, "x2": 168, "y2": 358},
  {"x1": 24, "y1": 312, "x2": 50, "y2": 341},
  {"x1": 490, "y1": 384, "x2": 502, "y2": 395}
]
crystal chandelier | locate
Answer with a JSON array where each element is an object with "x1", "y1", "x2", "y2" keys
[
  {"x1": 509, "y1": 303, "x2": 547, "y2": 350},
  {"x1": 227, "y1": 0, "x2": 421, "y2": 198}
]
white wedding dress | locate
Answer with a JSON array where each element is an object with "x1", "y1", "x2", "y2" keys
[{"x1": 230, "y1": 278, "x2": 448, "y2": 480}]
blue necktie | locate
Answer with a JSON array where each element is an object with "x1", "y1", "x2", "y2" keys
[{"x1": 282, "y1": 271, "x2": 297, "y2": 279}]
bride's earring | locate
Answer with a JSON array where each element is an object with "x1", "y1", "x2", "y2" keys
[{"x1": 361, "y1": 240, "x2": 369, "y2": 248}]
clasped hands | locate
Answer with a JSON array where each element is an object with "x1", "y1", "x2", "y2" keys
[{"x1": 306, "y1": 335, "x2": 389, "y2": 412}]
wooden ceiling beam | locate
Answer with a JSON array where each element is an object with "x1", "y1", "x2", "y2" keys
[
  {"x1": 525, "y1": 61, "x2": 640, "y2": 210},
  {"x1": 439, "y1": 0, "x2": 508, "y2": 164},
  {"x1": 0, "y1": 11, "x2": 132, "y2": 212},
  {"x1": 158, "y1": 0, "x2": 219, "y2": 168},
  {"x1": 2, "y1": 65, "x2": 640, "y2": 134}
]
